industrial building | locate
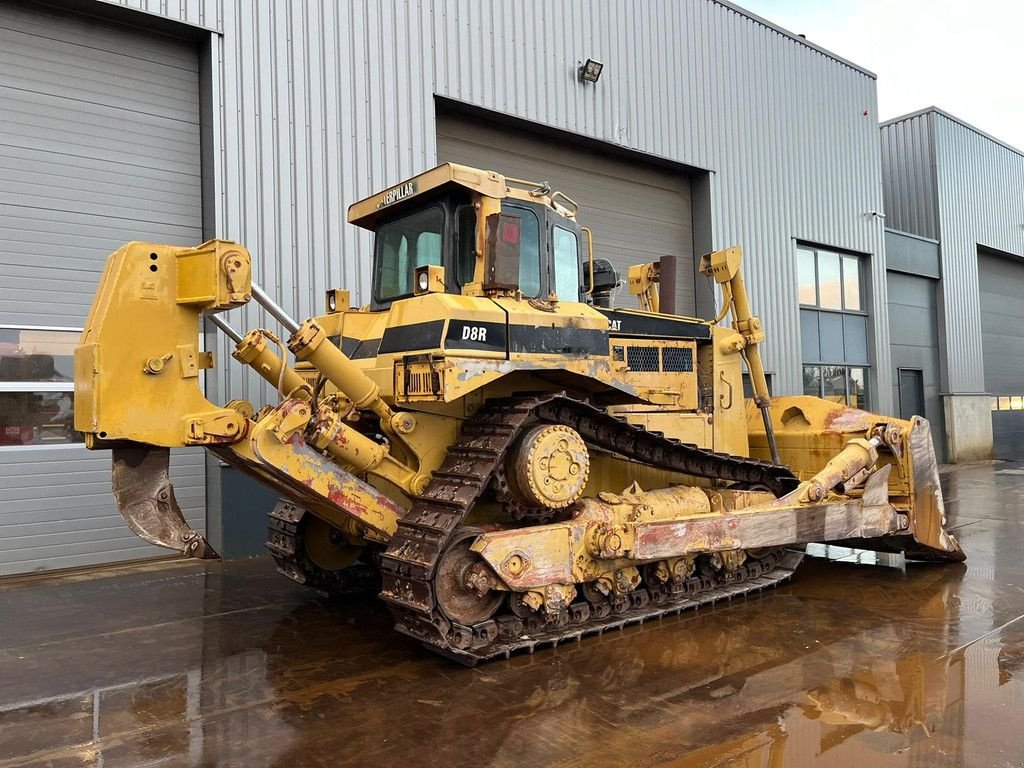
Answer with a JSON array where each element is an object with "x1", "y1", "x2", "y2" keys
[
  {"x1": 881, "y1": 108, "x2": 1024, "y2": 462},
  {"x1": 0, "y1": 0, "x2": 1020, "y2": 575}
]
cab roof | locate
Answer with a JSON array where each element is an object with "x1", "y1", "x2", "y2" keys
[{"x1": 347, "y1": 162, "x2": 578, "y2": 231}]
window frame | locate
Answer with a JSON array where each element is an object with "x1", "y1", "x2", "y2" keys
[
  {"x1": 453, "y1": 202, "x2": 477, "y2": 289},
  {"x1": 796, "y1": 244, "x2": 871, "y2": 409},
  {"x1": 0, "y1": 323, "x2": 84, "y2": 450},
  {"x1": 797, "y1": 246, "x2": 867, "y2": 316},
  {"x1": 501, "y1": 200, "x2": 544, "y2": 299}
]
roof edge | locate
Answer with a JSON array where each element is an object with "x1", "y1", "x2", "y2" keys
[
  {"x1": 714, "y1": 1, "x2": 876, "y2": 79},
  {"x1": 882, "y1": 106, "x2": 1024, "y2": 159}
]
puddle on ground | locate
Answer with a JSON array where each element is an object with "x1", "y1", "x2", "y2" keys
[{"x1": 2, "y1": 463, "x2": 1024, "y2": 766}]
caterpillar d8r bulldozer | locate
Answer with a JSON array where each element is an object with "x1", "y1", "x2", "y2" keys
[{"x1": 74, "y1": 163, "x2": 964, "y2": 664}]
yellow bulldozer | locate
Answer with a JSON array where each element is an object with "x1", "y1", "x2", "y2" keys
[{"x1": 74, "y1": 163, "x2": 963, "y2": 663}]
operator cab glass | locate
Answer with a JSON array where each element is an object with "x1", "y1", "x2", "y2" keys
[
  {"x1": 500, "y1": 201, "x2": 542, "y2": 297},
  {"x1": 552, "y1": 225, "x2": 581, "y2": 301},
  {"x1": 371, "y1": 190, "x2": 585, "y2": 307},
  {"x1": 374, "y1": 205, "x2": 444, "y2": 303}
]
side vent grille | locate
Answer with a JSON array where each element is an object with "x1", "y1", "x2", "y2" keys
[
  {"x1": 407, "y1": 371, "x2": 435, "y2": 395},
  {"x1": 626, "y1": 346, "x2": 660, "y2": 372},
  {"x1": 395, "y1": 360, "x2": 443, "y2": 401},
  {"x1": 662, "y1": 347, "x2": 694, "y2": 372}
]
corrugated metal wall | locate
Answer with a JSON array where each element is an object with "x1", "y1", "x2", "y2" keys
[
  {"x1": 97, "y1": 0, "x2": 890, "y2": 406},
  {"x1": 882, "y1": 110, "x2": 1024, "y2": 394},
  {"x1": 932, "y1": 114, "x2": 1024, "y2": 393},
  {"x1": 100, "y1": 0, "x2": 221, "y2": 31},
  {"x1": 0, "y1": 1, "x2": 206, "y2": 574},
  {"x1": 880, "y1": 112, "x2": 938, "y2": 240}
]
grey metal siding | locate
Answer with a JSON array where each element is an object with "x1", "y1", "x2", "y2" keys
[
  {"x1": 880, "y1": 113, "x2": 938, "y2": 240},
  {"x1": 886, "y1": 270, "x2": 945, "y2": 461},
  {"x1": 99, "y1": 0, "x2": 221, "y2": 31},
  {"x1": 884, "y1": 229, "x2": 940, "y2": 279},
  {"x1": 932, "y1": 114, "x2": 1024, "y2": 393},
  {"x1": 882, "y1": 110, "x2": 1024, "y2": 397},
  {"x1": 0, "y1": 3, "x2": 205, "y2": 574},
  {"x1": 436, "y1": 112, "x2": 695, "y2": 313},
  {"x1": 99, "y1": 0, "x2": 889, "y2": 410}
]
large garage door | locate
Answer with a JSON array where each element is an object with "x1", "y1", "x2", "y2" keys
[
  {"x1": 979, "y1": 250, "x2": 1024, "y2": 459},
  {"x1": 437, "y1": 112, "x2": 695, "y2": 313},
  {"x1": 0, "y1": 3, "x2": 205, "y2": 574}
]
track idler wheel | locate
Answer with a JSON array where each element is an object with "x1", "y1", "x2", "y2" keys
[
  {"x1": 302, "y1": 516, "x2": 363, "y2": 572},
  {"x1": 435, "y1": 528, "x2": 504, "y2": 626}
]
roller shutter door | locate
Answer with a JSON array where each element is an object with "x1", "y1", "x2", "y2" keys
[
  {"x1": 436, "y1": 112, "x2": 695, "y2": 313},
  {"x1": 979, "y1": 251, "x2": 1024, "y2": 459},
  {"x1": 0, "y1": 3, "x2": 205, "y2": 574}
]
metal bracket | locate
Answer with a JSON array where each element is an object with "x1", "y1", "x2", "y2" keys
[{"x1": 185, "y1": 410, "x2": 245, "y2": 444}]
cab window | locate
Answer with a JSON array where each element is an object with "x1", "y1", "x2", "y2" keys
[
  {"x1": 552, "y1": 226, "x2": 581, "y2": 301},
  {"x1": 502, "y1": 202, "x2": 541, "y2": 297},
  {"x1": 375, "y1": 205, "x2": 444, "y2": 302}
]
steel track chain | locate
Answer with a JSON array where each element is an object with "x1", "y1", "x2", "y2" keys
[
  {"x1": 379, "y1": 394, "x2": 801, "y2": 664},
  {"x1": 265, "y1": 500, "x2": 379, "y2": 597}
]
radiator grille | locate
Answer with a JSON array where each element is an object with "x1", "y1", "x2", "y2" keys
[
  {"x1": 626, "y1": 346, "x2": 660, "y2": 372},
  {"x1": 662, "y1": 347, "x2": 694, "y2": 372}
]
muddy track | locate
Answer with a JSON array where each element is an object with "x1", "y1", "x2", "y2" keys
[
  {"x1": 379, "y1": 394, "x2": 801, "y2": 664},
  {"x1": 266, "y1": 500, "x2": 379, "y2": 596}
]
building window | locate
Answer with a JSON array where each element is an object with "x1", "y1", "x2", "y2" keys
[
  {"x1": 803, "y1": 364, "x2": 869, "y2": 409},
  {"x1": 797, "y1": 245, "x2": 869, "y2": 408},
  {"x1": 0, "y1": 327, "x2": 82, "y2": 446}
]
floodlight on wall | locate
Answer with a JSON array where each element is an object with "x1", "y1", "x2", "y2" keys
[{"x1": 578, "y1": 58, "x2": 604, "y2": 83}]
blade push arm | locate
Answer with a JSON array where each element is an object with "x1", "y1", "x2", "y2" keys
[{"x1": 700, "y1": 246, "x2": 781, "y2": 464}]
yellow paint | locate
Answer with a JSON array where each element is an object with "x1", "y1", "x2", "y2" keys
[
  {"x1": 75, "y1": 240, "x2": 251, "y2": 447},
  {"x1": 75, "y1": 166, "x2": 962, "y2": 580}
]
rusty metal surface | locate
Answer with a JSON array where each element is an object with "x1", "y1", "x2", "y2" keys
[
  {"x1": 907, "y1": 416, "x2": 965, "y2": 560},
  {"x1": 110, "y1": 444, "x2": 218, "y2": 559},
  {"x1": 380, "y1": 394, "x2": 800, "y2": 664},
  {"x1": 1, "y1": 461, "x2": 1022, "y2": 767}
]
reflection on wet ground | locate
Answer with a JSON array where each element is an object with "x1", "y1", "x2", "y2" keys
[{"x1": 2, "y1": 462, "x2": 1024, "y2": 767}]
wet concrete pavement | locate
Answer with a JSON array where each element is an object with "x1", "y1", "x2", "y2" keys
[{"x1": 2, "y1": 462, "x2": 1024, "y2": 767}]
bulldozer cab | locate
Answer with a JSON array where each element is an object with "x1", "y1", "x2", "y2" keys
[{"x1": 348, "y1": 163, "x2": 589, "y2": 309}]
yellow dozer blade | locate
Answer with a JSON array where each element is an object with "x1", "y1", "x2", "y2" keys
[{"x1": 748, "y1": 396, "x2": 964, "y2": 562}]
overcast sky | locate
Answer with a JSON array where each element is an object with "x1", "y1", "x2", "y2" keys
[{"x1": 736, "y1": 0, "x2": 1024, "y2": 149}]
